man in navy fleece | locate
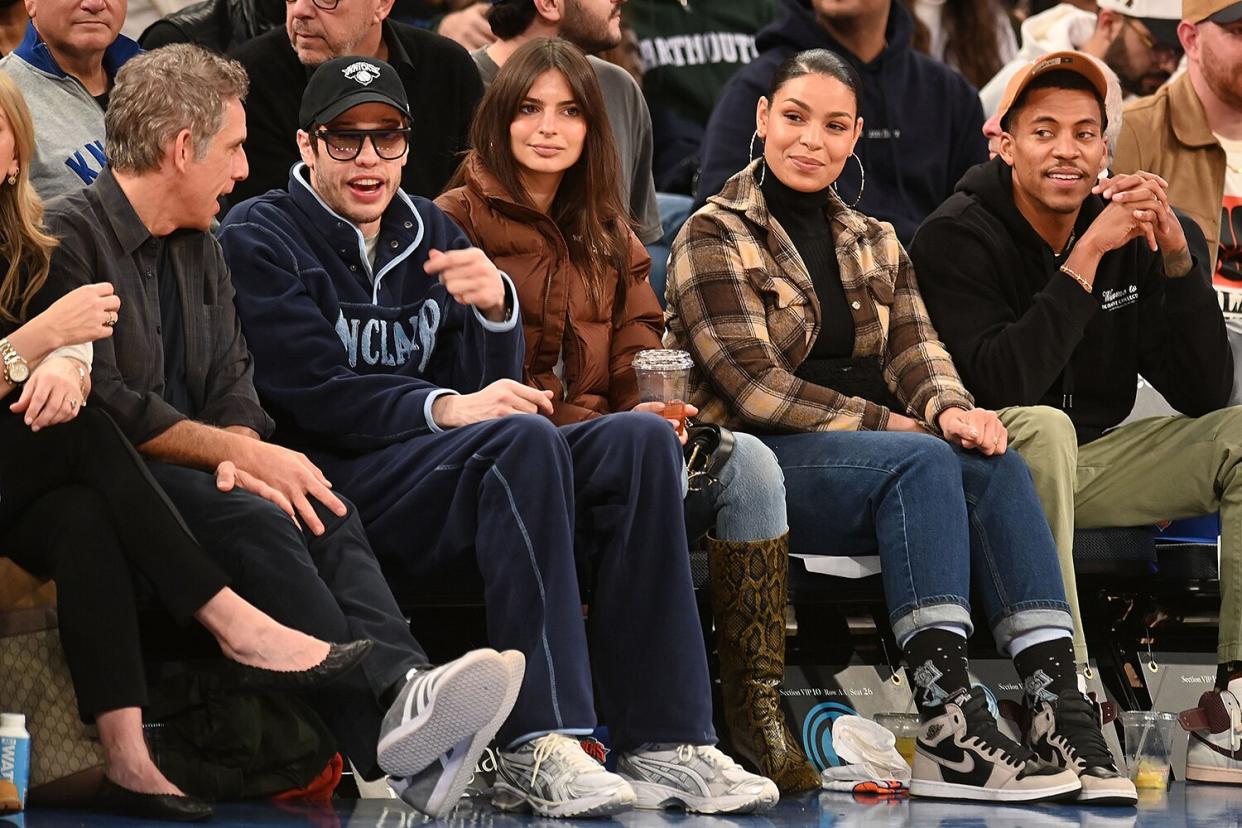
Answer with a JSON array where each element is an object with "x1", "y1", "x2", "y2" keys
[
  {"x1": 695, "y1": 0, "x2": 987, "y2": 244},
  {"x1": 218, "y1": 56, "x2": 778, "y2": 819}
]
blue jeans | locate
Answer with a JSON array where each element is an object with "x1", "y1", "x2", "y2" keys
[
  {"x1": 703, "y1": 432, "x2": 788, "y2": 542},
  {"x1": 758, "y1": 432, "x2": 1072, "y2": 651}
]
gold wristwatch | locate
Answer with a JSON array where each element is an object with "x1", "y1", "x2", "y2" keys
[{"x1": 0, "y1": 337, "x2": 29, "y2": 384}]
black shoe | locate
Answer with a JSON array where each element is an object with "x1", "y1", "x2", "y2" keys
[
  {"x1": 1022, "y1": 689, "x2": 1138, "y2": 806},
  {"x1": 95, "y1": 777, "x2": 213, "y2": 822},
  {"x1": 230, "y1": 639, "x2": 373, "y2": 693}
]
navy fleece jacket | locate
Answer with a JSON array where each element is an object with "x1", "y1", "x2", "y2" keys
[
  {"x1": 217, "y1": 164, "x2": 524, "y2": 453},
  {"x1": 694, "y1": 0, "x2": 987, "y2": 244}
]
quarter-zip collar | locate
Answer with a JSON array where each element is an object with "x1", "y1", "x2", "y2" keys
[
  {"x1": 14, "y1": 21, "x2": 141, "y2": 83},
  {"x1": 288, "y1": 162, "x2": 426, "y2": 305}
]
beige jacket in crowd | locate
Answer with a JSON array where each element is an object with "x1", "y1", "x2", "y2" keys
[{"x1": 1113, "y1": 72, "x2": 1227, "y2": 272}]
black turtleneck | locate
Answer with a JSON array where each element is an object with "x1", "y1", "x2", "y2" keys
[{"x1": 760, "y1": 170, "x2": 855, "y2": 359}]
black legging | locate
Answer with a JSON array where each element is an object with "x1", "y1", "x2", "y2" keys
[{"x1": 0, "y1": 406, "x2": 228, "y2": 719}]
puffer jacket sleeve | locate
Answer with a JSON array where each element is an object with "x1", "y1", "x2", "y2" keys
[{"x1": 608, "y1": 230, "x2": 664, "y2": 413}]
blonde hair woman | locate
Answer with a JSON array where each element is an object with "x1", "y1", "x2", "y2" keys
[{"x1": 0, "y1": 72, "x2": 369, "y2": 822}]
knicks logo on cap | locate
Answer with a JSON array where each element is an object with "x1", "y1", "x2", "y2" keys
[{"x1": 343, "y1": 61, "x2": 381, "y2": 86}]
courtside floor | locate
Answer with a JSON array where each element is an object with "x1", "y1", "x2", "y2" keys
[{"x1": 5, "y1": 784, "x2": 1232, "y2": 828}]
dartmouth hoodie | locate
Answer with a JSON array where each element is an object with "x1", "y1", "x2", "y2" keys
[
  {"x1": 910, "y1": 157, "x2": 1231, "y2": 444},
  {"x1": 694, "y1": 0, "x2": 987, "y2": 244},
  {"x1": 217, "y1": 164, "x2": 523, "y2": 454}
]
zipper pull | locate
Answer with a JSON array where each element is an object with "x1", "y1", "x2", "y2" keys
[{"x1": 1061, "y1": 394, "x2": 1073, "y2": 410}]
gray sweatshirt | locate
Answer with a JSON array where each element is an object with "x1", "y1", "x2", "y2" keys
[{"x1": 0, "y1": 24, "x2": 141, "y2": 200}]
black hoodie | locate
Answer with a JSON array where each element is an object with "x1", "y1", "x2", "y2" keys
[
  {"x1": 910, "y1": 157, "x2": 1232, "y2": 444},
  {"x1": 694, "y1": 0, "x2": 987, "y2": 244}
]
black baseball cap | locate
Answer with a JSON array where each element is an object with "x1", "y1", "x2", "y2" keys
[{"x1": 299, "y1": 56, "x2": 411, "y2": 130}]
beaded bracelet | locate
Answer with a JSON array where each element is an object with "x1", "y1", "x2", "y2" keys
[{"x1": 1059, "y1": 264, "x2": 1092, "y2": 294}]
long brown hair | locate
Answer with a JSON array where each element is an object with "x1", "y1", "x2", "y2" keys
[
  {"x1": 0, "y1": 72, "x2": 57, "y2": 325},
  {"x1": 451, "y1": 37, "x2": 631, "y2": 318},
  {"x1": 905, "y1": 0, "x2": 1011, "y2": 90}
]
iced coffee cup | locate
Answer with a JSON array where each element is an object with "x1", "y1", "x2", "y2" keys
[{"x1": 632, "y1": 349, "x2": 694, "y2": 435}]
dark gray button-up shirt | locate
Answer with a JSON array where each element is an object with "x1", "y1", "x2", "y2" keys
[{"x1": 36, "y1": 169, "x2": 274, "y2": 445}]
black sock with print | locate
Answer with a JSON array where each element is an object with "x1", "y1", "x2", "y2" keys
[{"x1": 903, "y1": 628, "x2": 971, "y2": 720}]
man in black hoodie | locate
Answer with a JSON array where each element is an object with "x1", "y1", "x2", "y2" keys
[
  {"x1": 694, "y1": 0, "x2": 987, "y2": 244},
  {"x1": 911, "y1": 54, "x2": 1242, "y2": 759}
]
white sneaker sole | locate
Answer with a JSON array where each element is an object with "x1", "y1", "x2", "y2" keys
[
  {"x1": 377, "y1": 649, "x2": 511, "y2": 778},
  {"x1": 1076, "y1": 779, "x2": 1138, "y2": 806},
  {"x1": 491, "y1": 778, "x2": 637, "y2": 818},
  {"x1": 396, "y1": 651, "x2": 528, "y2": 818},
  {"x1": 1186, "y1": 764, "x2": 1242, "y2": 784},
  {"x1": 910, "y1": 777, "x2": 1082, "y2": 803},
  {"x1": 628, "y1": 780, "x2": 778, "y2": 814}
]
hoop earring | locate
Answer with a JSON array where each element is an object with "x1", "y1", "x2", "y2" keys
[
  {"x1": 749, "y1": 130, "x2": 767, "y2": 187},
  {"x1": 831, "y1": 152, "x2": 865, "y2": 209}
]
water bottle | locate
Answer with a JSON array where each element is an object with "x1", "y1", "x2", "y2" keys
[{"x1": 0, "y1": 713, "x2": 30, "y2": 811}]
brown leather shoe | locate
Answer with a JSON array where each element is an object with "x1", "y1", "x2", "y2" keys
[{"x1": 708, "y1": 533, "x2": 821, "y2": 794}]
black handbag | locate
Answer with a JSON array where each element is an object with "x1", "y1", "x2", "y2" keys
[{"x1": 681, "y1": 422, "x2": 735, "y2": 542}]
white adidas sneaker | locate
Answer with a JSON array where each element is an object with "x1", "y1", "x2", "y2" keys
[
  {"x1": 376, "y1": 648, "x2": 515, "y2": 779},
  {"x1": 388, "y1": 649, "x2": 525, "y2": 817}
]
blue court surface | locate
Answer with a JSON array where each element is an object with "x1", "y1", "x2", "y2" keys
[{"x1": 3, "y1": 784, "x2": 1234, "y2": 828}]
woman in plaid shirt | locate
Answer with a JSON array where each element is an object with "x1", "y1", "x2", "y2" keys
[{"x1": 665, "y1": 49, "x2": 1133, "y2": 806}]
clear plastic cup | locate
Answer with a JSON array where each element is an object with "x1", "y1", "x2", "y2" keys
[
  {"x1": 632, "y1": 349, "x2": 694, "y2": 435},
  {"x1": 1119, "y1": 710, "x2": 1178, "y2": 790},
  {"x1": 874, "y1": 712, "x2": 921, "y2": 769}
]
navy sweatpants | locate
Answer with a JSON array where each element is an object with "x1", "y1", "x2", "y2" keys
[{"x1": 315, "y1": 411, "x2": 715, "y2": 750}]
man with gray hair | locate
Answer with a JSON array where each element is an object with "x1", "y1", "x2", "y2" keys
[{"x1": 32, "y1": 44, "x2": 525, "y2": 814}]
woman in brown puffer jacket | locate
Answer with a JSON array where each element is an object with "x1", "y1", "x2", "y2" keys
[{"x1": 436, "y1": 36, "x2": 820, "y2": 794}]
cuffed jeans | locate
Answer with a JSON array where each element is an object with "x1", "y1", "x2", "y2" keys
[{"x1": 758, "y1": 431, "x2": 1073, "y2": 652}]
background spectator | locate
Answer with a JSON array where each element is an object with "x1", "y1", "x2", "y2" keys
[
  {"x1": 229, "y1": 0, "x2": 481, "y2": 202},
  {"x1": 625, "y1": 0, "x2": 778, "y2": 195},
  {"x1": 904, "y1": 0, "x2": 1018, "y2": 89},
  {"x1": 979, "y1": 0, "x2": 1181, "y2": 116},
  {"x1": 0, "y1": 0, "x2": 139, "y2": 198},
  {"x1": 1114, "y1": 0, "x2": 1242, "y2": 317},
  {"x1": 696, "y1": 0, "x2": 987, "y2": 244},
  {"x1": 0, "y1": 0, "x2": 26, "y2": 56},
  {"x1": 138, "y1": 0, "x2": 284, "y2": 52}
]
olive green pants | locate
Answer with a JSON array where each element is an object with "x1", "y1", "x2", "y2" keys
[{"x1": 998, "y1": 405, "x2": 1242, "y2": 665}]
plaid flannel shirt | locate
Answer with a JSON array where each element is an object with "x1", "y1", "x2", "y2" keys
[{"x1": 664, "y1": 160, "x2": 972, "y2": 434}]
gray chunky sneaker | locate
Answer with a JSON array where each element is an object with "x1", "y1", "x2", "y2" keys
[
  {"x1": 388, "y1": 650, "x2": 525, "y2": 817},
  {"x1": 615, "y1": 744, "x2": 779, "y2": 814},
  {"x1": 377, "y1": 648, "x2": 514, "y2": 779},
  {"x1": 493, "y1": 732, "x2": 637, "y2": 818}
]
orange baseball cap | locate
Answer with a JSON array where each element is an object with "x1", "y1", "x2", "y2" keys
[{"x1": 995, "y1": 51, "x2": 1111, "y2": 126}]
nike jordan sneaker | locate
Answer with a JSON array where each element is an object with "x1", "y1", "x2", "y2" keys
[
  {"x1": 1182, "y1": 676, "x2": 1242, "y2": 784},
  {"x1": 1017, "y1": 689, "x2": 1137, "y2": 805},
  {"x1": 910, "y1": 689, "x2": 1081, "y2": 802}
]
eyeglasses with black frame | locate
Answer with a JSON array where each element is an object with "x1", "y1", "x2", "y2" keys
[
  {"x1": 313, "y1": 127, "x2": 412, "y2": 161},
  {"x1": 286, "y1": 0, "x2": 342, "y2": 12}
]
